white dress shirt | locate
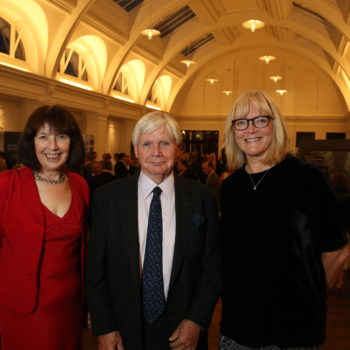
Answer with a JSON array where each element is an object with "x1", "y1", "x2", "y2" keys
[{"x1": 138, "y1": 171, "x2": 176, "y2": 298}]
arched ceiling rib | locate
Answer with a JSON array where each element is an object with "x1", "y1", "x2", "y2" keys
[
  {"x1": 90, "y1": 0, "x2": 350, "y2": 108},
  {"x1": 11, "y1": 0, "x2": 350, "y2": 111}
]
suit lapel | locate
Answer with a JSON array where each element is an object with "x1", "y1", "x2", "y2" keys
[{"x1": 169, "y1": 177, "x2": 192, "y2": 290}]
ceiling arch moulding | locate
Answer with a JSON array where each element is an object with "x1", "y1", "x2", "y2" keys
[
  {"x1": 293, "y1": 0, "x2": 350, "y2": 41},
  {"x1": 188, "y1": 0, "x2": 226, "y2": 24},
  {"x1": 292, "y1": 2, "x2": 346, "y2": 52},
  {"x1": 143, "y1": 6, "x2": 349, "y2": 111},
  {"x1": 166, "y1": 41, "x2": 350, "y2": 111},
  {"x1": 48, "y1": 0, "x2": 77, "y2": 12},
  {"x1": 160, "y1": 10, "x2": 269, "y2": 64},
  {"x1": 139, "y1": 9, "x2": 344, "y2": 107},
  {"x1": 212, "y1": 28, "x2": 240, "y2": 45},
  {"x1": 138, "y1": 25, "x2": 220, "y2": 104},
  {"x1": 266, "y1": 26, "x2": 295, "y2": 43},
  {"x1": 103, "y1": 0, "x2": 190, "y2": 94},
  {"x1": 336, "y1": 0, "x2": 350, "y2": 23},
  {"x1": 45, "y1": 0, "x2": 95, "y2": 78},
  {"x1": 267, "y1": 17, "x2": 350, "y2": 81},
  {"x1": 83, "y1": 1, "x2": 130, "y2": 43},
  {"x1": 258, "y1": 0, "x2": 293, "y2": 19}
]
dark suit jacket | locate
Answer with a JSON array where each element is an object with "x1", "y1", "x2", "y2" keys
[
  {"x1": 86, "y1": 173, "x2": 222, "y2": 350},
  {"x1": 86, "y1": 171, "x2": 115, "y2": 198},
  {"x1": 206, "y1": 171, "x2": 221, "y2": 211},
  {"x1": 114, "y1": 160, "x2": 129, "y2": 178}
]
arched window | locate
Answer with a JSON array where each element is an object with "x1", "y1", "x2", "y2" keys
[
  {"x1": 0, "y1": 17, "x2": 25, "y2": 60},
  {"x1": 148, "y1": 75, "x2": 172, "y2": 108},
  {"x1": 58, "y1": 48, "x2": 88, "y2": 82},
  {"x1": 114, "y1": 71, "x2": 129, "y2": 95},
  {"x1": 148, "y1": 87, "x2": 159, "y2": 104}
]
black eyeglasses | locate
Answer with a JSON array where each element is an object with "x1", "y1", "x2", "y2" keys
[{"x1": 231, "y1": 115, "x2": 273, "y2": 131}]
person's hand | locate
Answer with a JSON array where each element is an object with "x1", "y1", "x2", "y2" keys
[
  {"x1": 98, "y1": 330, "x2": 124, "y2": 350},
  {"x1": 169, "y1": 319, "x2": 200, "y2": 350}
]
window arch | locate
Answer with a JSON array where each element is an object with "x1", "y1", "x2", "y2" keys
[
  {"x1": 148, "y1": 75, "x2": 172, "y2": 108},
  {"x1": 114, "y1": 70, "x2": 129, "y2": 95},
  {"x1": 58, "y1": 48, "x2": 89, "y2": 82},
  {"x1": 0, "y1": 17, "x2": 25, "y2": 60},
  {"x1": 112, "y1": 60, "x2": 145, "y2": 101}
]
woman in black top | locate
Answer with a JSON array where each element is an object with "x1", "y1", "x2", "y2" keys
[{"x1": 219, "y1": 90, "x2": 349, "y2": 350}]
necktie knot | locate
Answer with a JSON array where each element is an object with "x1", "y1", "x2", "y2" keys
[{"x1": 153, "y1": 186, "x2": 162, "y2": 198}]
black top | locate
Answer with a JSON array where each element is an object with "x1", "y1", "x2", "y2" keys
[{"x1": 219, "y1": 155, "x2": 347, "y2": 348}]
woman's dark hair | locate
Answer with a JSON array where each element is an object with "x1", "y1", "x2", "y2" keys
[{"x1": 18, "y1": 105, "x2": 85, "y2": 172}]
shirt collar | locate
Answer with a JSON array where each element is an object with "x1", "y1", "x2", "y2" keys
[{"x1": 139, "y1": 171, "x2": 175, "y2": 200}]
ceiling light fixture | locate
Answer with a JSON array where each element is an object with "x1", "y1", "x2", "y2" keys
[
  {"x1": 242, "y1": 20, "x2": 265, "y2": 32},
  {"x1": 141, "y1": 28, "x2": 160, "y2": 40},
  {"x1": 276, "y1": 89, "x2": 287, "y2": 95},
  {"x1": 259, "y1": 55, "x2": 276, "y2": 64},
  {"x1": 222, "y1": 90, "x2": 232, "y2": 96},
  {"x1": 206, "y1": 78, "x2": 218, "y2": 84},
  {"x1": 269, "y1": 75, "x2": 282, "y2": 83},
  {"x1": 141, "y1": 0, "x2": 160, "y2": 40},
  {"x1": 181, "y1": 59, "x2": 196, "y2": 68}
]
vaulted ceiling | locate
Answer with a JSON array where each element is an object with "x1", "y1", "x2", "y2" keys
[
  {"x1": 82, "y1": 0, "x2": 350, "y2": 109},
  {"x1": 1, "y1": 0, "x2": 350, "y2": 113}
]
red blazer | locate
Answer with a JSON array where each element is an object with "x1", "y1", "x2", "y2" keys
[{"x1": 0, "y1": 166, "x2": 89, "y2": 314}]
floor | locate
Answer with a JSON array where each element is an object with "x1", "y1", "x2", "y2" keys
[{"x1": 84, "y1": 270, "x2": 350, "y2": 349}]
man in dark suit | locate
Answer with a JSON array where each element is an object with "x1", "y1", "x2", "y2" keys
[
  {"x1": 202, "y1": 160, "x2": 221, "y2": 211},
  {"x1": 86, "y1": 111, "x2": 221, "y2": 350},
  {"x1": 114, "y1": 153, "x2": 134, "y2": 178}
]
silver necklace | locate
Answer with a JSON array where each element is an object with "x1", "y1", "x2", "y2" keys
[
  {"x1": 33, "y1": 170, "x2": 66, "y2": 184},
  {"x1": 247, "y1": 168, "x2": 270, "y2": 190}
]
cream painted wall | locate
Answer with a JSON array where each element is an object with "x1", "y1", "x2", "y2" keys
[{"x1": 107, "y1": 118, "x2": 136, "y2": 156}]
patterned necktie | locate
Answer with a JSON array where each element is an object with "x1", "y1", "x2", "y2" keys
[{"x1": 142, "y1": 186, "x2": 165, "y2": 324}]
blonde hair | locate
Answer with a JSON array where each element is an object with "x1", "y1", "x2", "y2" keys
[{"x1": 224, "y1": 90, "x2": 293, "y2": 170}]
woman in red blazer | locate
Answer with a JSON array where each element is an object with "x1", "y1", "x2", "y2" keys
[{"x1": 0, "y1": 105, "x2": 89, "y2": 350}]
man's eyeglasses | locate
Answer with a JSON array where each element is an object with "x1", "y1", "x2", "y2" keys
[{"x1": 231, "y1": 115, "x2": 273, "y2": 131}]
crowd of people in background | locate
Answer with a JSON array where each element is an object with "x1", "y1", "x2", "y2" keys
[{"x1": 77, "y1": 149, "x2": 232, "y2": 198}]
